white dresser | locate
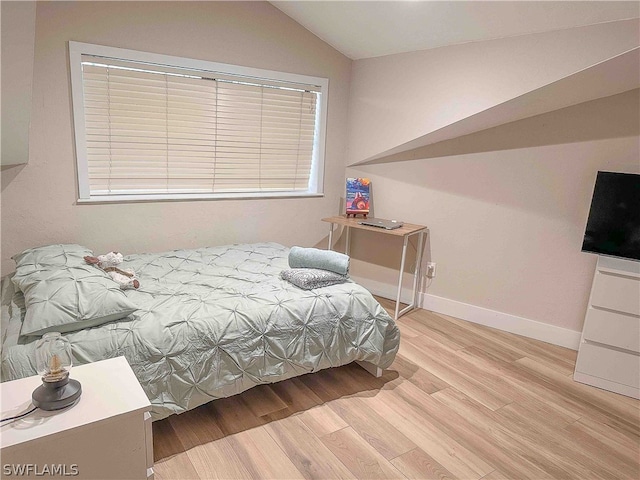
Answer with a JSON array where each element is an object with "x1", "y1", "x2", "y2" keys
[
  {"x1": 1, "y1": 356, "x2": 154, "y2": 479},
  {"x1": 574, "y1": 255, "x2": 640, "y2": 399}
]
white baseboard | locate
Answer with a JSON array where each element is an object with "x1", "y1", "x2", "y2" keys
[
  {"x1": 420, "y1": 293, "x2": 581, "y2": 350},
  {"x1": 352, "y1": 276, "x2": 581, "y2": 350}
]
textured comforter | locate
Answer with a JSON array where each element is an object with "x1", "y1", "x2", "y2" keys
[{"x1": 1, "y1": 243, "x2": 400, "y2": 420}]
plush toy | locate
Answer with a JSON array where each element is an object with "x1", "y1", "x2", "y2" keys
[{"x1": 84, "y1": 252, "x2": 139, "y2": 290}]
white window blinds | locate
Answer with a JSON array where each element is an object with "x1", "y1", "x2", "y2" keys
[{"x1": 70, "y1": 43, "x2": 327, "y2": 201}]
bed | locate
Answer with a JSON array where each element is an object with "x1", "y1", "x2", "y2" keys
[{"x1": 1, "y1": 242, "x2": 400, "y2": 420}]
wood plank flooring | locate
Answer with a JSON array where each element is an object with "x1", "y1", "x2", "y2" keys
[{"x1": 153, "y1": 298, "x2": 640, "y2": 479}]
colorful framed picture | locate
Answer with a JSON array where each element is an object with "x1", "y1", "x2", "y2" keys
[{"x1": 346, "y1": 177, "x2": 370, "y2": 216}]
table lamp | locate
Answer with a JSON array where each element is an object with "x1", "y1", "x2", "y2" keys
[{"x1": 32, "y1": 332, "x2": 82, "y2": 410}]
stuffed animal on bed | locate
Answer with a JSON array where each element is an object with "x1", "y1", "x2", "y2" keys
[{"x1": 84, "y1": 252, "x2": 140, "y2": 290}]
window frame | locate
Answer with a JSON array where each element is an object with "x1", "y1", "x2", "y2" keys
[{"x1": 68, "y1": 41, "x2": 328, "y2": 203}]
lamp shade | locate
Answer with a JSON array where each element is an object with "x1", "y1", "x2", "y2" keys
[
  {"x1": 35, "y1": 332, "x2": 73, "y2": 380},
  {"x1": 32, "y1": 332, "x2": 81, "y2": 410}
]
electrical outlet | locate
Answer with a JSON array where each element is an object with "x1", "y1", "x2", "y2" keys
[{"x1": 426, "y1": 262, "x2": 436, "y2": 278}]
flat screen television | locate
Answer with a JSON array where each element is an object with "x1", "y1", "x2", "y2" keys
[{"x1": 581, "y1": 171, "x2": 640, "y2": 261}]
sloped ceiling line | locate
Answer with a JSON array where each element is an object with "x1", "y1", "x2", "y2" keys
[{"x1": 350, "y1": 47, "x2": 640, "y2": 166}]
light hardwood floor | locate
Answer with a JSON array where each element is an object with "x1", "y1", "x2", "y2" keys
[{"x1": 153, "y1": 298, "x2": 640, "y2": 479}]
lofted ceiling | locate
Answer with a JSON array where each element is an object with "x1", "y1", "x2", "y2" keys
[
  {"x1": 273, "y1": 2, "x2": 639, "y2": 166},
  {"x1": 271, "y1": 1, "x2": 640, "y2": 60},
  {"x1": 353, "y1": 47, "x2": 640, "y2": 165}
]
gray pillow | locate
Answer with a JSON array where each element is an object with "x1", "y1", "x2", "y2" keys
[
  {"x1": 12, "y1": 244, "x2": 138, "y2": 336},
  {"x1": 280, "y1": 268, "x2": 348, "y2": 290}
]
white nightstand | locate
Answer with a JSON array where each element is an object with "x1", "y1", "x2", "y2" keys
[{"x1": 1, "y1": 356, "x2": 154, "y2": 479}]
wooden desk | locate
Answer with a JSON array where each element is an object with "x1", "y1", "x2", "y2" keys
[{"x1": 322, "y1": 215, "x2": 428, "y2": 320}]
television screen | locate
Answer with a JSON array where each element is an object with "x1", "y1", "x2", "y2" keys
[{"x1": 582, "y1": 171, "x2": 640, "y2": 261}]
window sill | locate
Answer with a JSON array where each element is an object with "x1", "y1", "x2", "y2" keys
[{"x1": 76, "y1": 191, "x2": 324, "y2": 204}]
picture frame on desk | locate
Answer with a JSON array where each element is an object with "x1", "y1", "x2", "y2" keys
[{"x1": 346, "y1": 177, "x2": 370, "y2": 218}]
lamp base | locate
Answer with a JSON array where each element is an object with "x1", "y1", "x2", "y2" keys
[{"x1": 32, "y1": 378, "x2": 82, "y2": 411}]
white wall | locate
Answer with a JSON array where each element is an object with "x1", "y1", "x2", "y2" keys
[
  {"x1": 1, "y1": 1, "x2": 36, "y2": 166},
  {"x1": 345, "y1": 21, "x2": 640, "y2": 337},
  {"x1": 0, "y1": 1, "x2": 351, "y2": 276}
]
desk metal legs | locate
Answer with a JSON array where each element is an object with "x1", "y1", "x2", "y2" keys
[
  {"x1": 395, "y1": 230, "x2": 425, "y2": 320},
  {"x1": 328, "y1": 224, "x2": 351, "y2": 255},
  {"x1": 413, "y1": 231, "x2": 425, "y2": 307},
  {"x1": 395, "y1": 235, "x2": 409, "y2": 320},
  {"x1": 326, "y1": 221, "x2": 426, "y2": 321},
  {"x1": 345, "y1": 226, "x2": 351, "y2": 256}
]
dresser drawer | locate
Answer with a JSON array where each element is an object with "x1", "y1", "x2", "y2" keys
[
  {"x1": 575, "y1": 342, "x2": 640, "y2": 389},
  {"x1": 591, "y1": 271, "x2": 640, "y2": 316},
  {"x1": 583, "y1": 307, "x2": 640, "y2": 353}
]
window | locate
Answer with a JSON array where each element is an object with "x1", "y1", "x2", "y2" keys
[{"x1": 69, "y1": 42, "x2": 328, "y2": 202}]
